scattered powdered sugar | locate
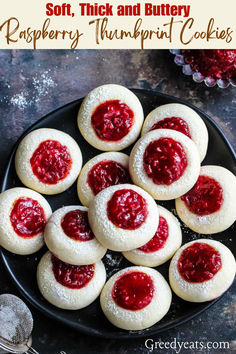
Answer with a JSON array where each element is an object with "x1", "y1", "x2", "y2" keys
[
  {"x1": 33, "y1": 72, "x2": 55, "y2": 98},
  {"x1": 10, "y1": 92, "x2": 28, "y2": 110},
  {"x1": 0, "y1": 294, "x2": 33, "y2": 344},
  {"x1": 104, "y1": 252, "x2": 124, "y2": 278},
  {"x1": 104, "y1": 252, "x2": 123, "y2": 268},
  {"x1": 6, "y1": 70, "x2": 57, "y2": 111}
]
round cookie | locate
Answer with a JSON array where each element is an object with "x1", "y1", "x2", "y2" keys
[
  {"x1": 88, "y1": 184, "x2": 159, "y2": 251},
  {"x1": 123, "y1": 206, "x2": 182, "y2": 267},
  {"x1": 77, "y1": 84, "x2": 144, "y2": 151},
  {"x1": 169, "y1": 239, "x2": 236, "y2": 302},
  {"x1": 37, "y1": 251, "x2": 106, "y2": 310},
  {"x1": 44, "y1": 205, "x2": 107, "y2": 265},
  {"x1": 77, "y1": 152, "x2": 131, "y2": 207},
  {"x1": 142, "y1": 103, "x2": 208, "y2": 161},
  {"x1": 15, "y1": 128, "x2": 82, "y2": 195},
  {"x1": 0, "y1": 187, "x2": 52, "y2": 255},
  {"x1": 100, "y1": 266, "x2": 172, "y2": 330},
  {"x1": 175, "y1": 165, "x2": 236, "y2": 234},
  {"x1": 129, "y1": 129, "x2": 200, "y2": 200}
]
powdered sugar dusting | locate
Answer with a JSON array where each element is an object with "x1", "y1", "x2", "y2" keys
[
  {"x1": 10, "y1": 92, "x2": 28, "y2": 110},
  {"x1": 7, "y1": 70, "x2": 57, "y2": 111},
  {"x1": 104, "y1": 252, "x2": 124, "y2": 277},
  {"x1": 169, "y1": 239, "x2": 236, "y2": 303},
  {"x1": 78, "y1": 84, "x2": 143, "y2": 150},
  {"x1": 33, "y1": 72, "x2": 55, "y2": 99},
  {"x1": 105, "y1": 253, "x2": 123, "y2": 268}
]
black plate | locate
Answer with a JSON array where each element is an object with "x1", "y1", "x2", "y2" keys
[{"x1": 1, "y1": 89, "x2": 235, "y2": 339}]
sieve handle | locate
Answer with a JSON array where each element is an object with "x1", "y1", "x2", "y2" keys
[{"x1": 26, "y1": 347, "x2": 39, "y2": 354}]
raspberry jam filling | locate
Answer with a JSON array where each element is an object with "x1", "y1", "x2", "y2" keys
[
  {"x1": 143, "y1": 138, "x2": 187, "y2": 185},
  {"x1": 181, "y1": 49, "x2": 236, "y2": 80},
  {"x1": 91, "y1": 100, "x2": 134, "y2": 142},
  {"x1": 30, "y1": 140, "x2": 72, "y2": 185},
  {"x1": 112, "y1": 271, "x2": 154, "y2": 311},
  {"x1": 87, "y1": 160, "x2": 131, "y2": 196},
  {"x1": 139, "y1": 216, "x2": 169, "y2": 253},
  {"x1": 61, "y1": 209, "x2": 95, "y2": 241},
  {"x1": 10, "y1": 197, "x2": 46, "y2": 238},
  {"x1": 151, "y1": 117, "x2": 191, "y2": 138},
  {"x1": 107, "y1": 189, "x2": 148, "y2": 230},
  {"x1": 51, "y1": 255, "x2": 95, "y2": 289},
  {"x1": 181, "y1": 175, "x2": 223, "y2": 216},
  {"x1": 178, "y1": 242, "x2": 222, "y2": 283}
]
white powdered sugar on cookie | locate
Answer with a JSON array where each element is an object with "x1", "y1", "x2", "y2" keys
[
  {"x1": 78, "y1": 84, "x2": 144, "y2": 151},
  {"x1": 44, "y1": 205, "x2": 106, "y2": 265},
  {"x1": 129, "y1": 129, "x2": 200, "y2": 200},
  {"x1": 169, "y1": 239, "x2": 236, "y2": 302},
  {"x1": 88, "y1": 184, "x2": 159, "y2": 251}
]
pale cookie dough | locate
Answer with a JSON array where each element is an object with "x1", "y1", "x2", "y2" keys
[
  {"x1": 142, "y1": 103, "x2": 208, "y2": 161},
  {"x1": 44, "y1": 205, "x2": 107, "y2": 265},
  {"x1": 129, "y1": 129, "x2": 200, "y2": 200},
  {"x1": 77, "y1": 152, "x2": 130, "y2": 207},
  {"x1": 169, "y1": 239, "x2": 236, "y2": 302},
  {"x1": 175, "y1": 165, "x2": 236, "y2": 234},
  {"x1": 15, "y1": 128, "x2": 82, "y2": 195},
  {"x1": 77, "y1": 84, "x2": 144, "y2": 151},
  {"x1": 0, "y1": 187, "x2": 52, "y2": 255},
  {"x1": 123, "y1": 206, "x2": 182, "y2": 267},
  {"x1": 100, "y1": 266, "x2": 172, "y2": 330},
  {"x1": 88, "y1": 184, "x2": 159, "y2": 252},
  {"x1": 37, "y1": 251, "x2": 106, "y2": 310}
]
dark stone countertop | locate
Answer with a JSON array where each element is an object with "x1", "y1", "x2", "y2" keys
[{"x1": 0, "y1": 50, "x2": 235, "y2": 354}]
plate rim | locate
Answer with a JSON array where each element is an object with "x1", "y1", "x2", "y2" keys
[{"x1": 1, "y1": 89, "x2": 235, "y2": 339}]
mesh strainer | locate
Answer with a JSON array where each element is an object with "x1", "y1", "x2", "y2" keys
[{"x1": 0, "y1": 294, "x2": 38, "y2": 354}]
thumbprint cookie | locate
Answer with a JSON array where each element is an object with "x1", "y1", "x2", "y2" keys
[
  {"x1": 176, "y1": 165, "x2": 236, "y2": 234},
  {"x1": 78, "y1": 84, "x2": 144, "y2": 151},
  {"x1": 44, "y1": 205, "x2": 106, "y2": 265},
  {"x1": 88, "y1": 184, "x2": 159, "y2": 251},
  {"x1": 169, "y1": 239, "x2": 236, "y2": 302},
  {"x1": 15, "y1": 128, "x2": 82, "y2": 195},
  {"x1": 0, "y1": 187, "x2": 52, "y2": 255},
  {"x1": 142, "y1": 103, "x2": 208, "y2": 161},
  {"x1": 100, "y1": 266, "x2": 172, "y2": 330},
  {"x1": 37, "y1": 251, "x2": 106, "y2": 310},
  {"x1": 129, "y1": 129, "x2": 200, "y2": 200},
  {"x1": 77, "y1": 152, "x2": 131, "y2": 207}
]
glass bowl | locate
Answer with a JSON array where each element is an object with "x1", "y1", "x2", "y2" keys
[{"x1": 170, "y1": 50, "x2": 236, "y2": 88}]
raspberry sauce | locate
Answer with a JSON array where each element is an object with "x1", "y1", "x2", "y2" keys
[
  {"x1": 181, "y1": 175, "x2": 223, "y2": 216},
  {"x1": 151, "y1": 117, "x2": 191, "y2": 139},
  {"x1": 61, "y1": 209, "x2": 94, "y2": 241},
  {"x1": 139, "y1": 216, "x2": 168, "y2": 253},
  {"x1": 178, "y1": 242, "x2": 222, "y2": 283},
  {"x1": 30, "y1": 140, "x2": 72, "y2": 185},
  {"x1": 181, "y1": 50, "x2": 236, "y2": 80},
  {"x1": 91, "y1": 100, "x2": 134, "y2": 141},
  {"x1": 143, "y1": 138, "x2": 187, "y2": 185},
  {"x1": 107, "y1": 189, "x2": 148, "y2": 230},
  {"x1": 10, "y1": 197, "x2": 46, "y2": 238},
  {"x1": 87, "y1": 160, "x2": 131, "y2": 196},
  {"x1": 51, "y1": 255, "x2": 95, "y2": 289},
  {"x1": 112, "y1": 271, "x2": 154, "y2": 310}
]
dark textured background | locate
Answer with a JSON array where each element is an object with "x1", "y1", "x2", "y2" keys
[{"x1": 0, "y1": 50, "x2": 235, "y2": 354}]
